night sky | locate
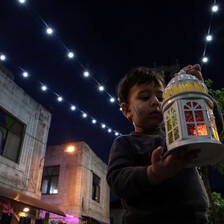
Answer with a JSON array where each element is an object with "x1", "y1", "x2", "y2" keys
[{"x1": 1, "y1": 0, "x2": 224, "y2": 192}]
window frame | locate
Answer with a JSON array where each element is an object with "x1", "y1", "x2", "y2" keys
[
  {"x1": 41, "y1": 165, "x2": 60, "y2": 195},
  {"x1": 0, "y1": 106, "x2": 25, "y2": 163},
  {"x1": 92, "y1": 173, "x2": 100, "y2": 203}
]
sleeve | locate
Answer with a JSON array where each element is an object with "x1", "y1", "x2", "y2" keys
[
  {"x1": 213, "y1": 99, "x2": 224, "y2": 135},
  {"x1": 106, "y1": 136, "x2": 152, "y2": 199}
]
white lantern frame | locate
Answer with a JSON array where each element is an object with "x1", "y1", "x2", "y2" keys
[{"x1": 162, "y1": 74, "x2": 224, "y2": 167}]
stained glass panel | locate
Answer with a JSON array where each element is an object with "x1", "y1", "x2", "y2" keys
[
  {"x1": 174, "y1": 127, "x2": 179, "y2": 140},
  {"x1": 167, "y1": 119, "x2": 172, "y2": 131},
  {"x1": 197, "y1": 123, "x2": 207, "y2": 135},
  {"x1": 168, "y1": 132, "x2": 173, "y2": 144},
  {"x1": 185, "y1": 111, "x2": 194, "y2": 122},
  {"x1": 187, "y1": 124, "x2": 197, "y2": 136},
  {"x1": 195, "y1": 111, "x2": 204, "y2": 122}
]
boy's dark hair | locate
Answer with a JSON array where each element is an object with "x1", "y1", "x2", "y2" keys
[{"x1": 118, "y1": 67, "x2": 165, "y2": 104}]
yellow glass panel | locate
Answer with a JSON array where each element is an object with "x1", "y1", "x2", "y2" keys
[
  {"x1": 182, "y1": 82, "x2": 194, "y2": 91},
  {"x1": 172, "y1": 84, "x2": 182, "y2": 95},
  {"x1": 212, "y1": 127, "x2": 220, "y2": 141},
  {"x1": 203, "y1": 85, "x2": 208, "y2": 93},
  {"x1": 194, "y1": 82, "x2": 204, "y2": 92},
  {"x1": 165, "y1": 88, "x2": 171, "y2": 100}
]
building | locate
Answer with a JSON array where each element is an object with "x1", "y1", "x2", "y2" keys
[
  {"x1": 41, "y1": 142, "x2": 110, "y2": 224},
  {"x1": 0, "y1": 63, "x2": 65, "y2": 223}
]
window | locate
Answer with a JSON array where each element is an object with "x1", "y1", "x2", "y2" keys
[
  {"x1": 165, "y1": 107, "x2": 180, "y2": 145},
  {"x1": 183, "y1": 101, "x2": 208, "y2": 136},
  {"x1": 41, "y1": 166, "x2": 60, "y2": 194},
  {"x1": 92, "y1": 173, "x2": 100, "y2": 202},
  {"x1": 0, "y1": 107, "x2": 24, "y2": 162}
]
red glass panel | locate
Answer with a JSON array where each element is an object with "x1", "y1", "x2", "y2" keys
[
  {"x1": 187, "y1": 124, "x2": 197, "y2": 136},
  {"x1": 195, "y1": 111, "x2": 204, "y2": 121},
  {"x1": 184, "y1": 111, "x2": 194, "y2": 122},
  {"x1": 196, "y1": 105, "x2": 202, "y2": 109},
  {"x1": 193, "y1": 102, "x2": 197, "y2": 107},
  {"x1": 187, "y1": 102, "x2": 191, "y2": 107},
  {"x1": 197, "y1": 123, "x2": 207, "y2": 135}
]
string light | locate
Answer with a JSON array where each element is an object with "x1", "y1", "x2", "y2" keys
[
  {"x1": 202, "y1": 57, "x2": 208, "y2": 63},
  {"x1": 99, "y1": 86, "x2": 104, "y2": 91},
  {"x1": 108, "y1": 129, "x2": 112, "y2": 133},
  {"x1": 115, "y1": 132, "x2": 119, "y2": 136},
  {"x1": 82, "y1": 113, "x2": 87, "y2": 118},
  {"x1": 67, "y1": 52, "x2": 74, "y2": 58},
  {"x1": 15, "y1": 2, "x2": 120, "y2": 106},
  {"x1": 57, "y1": 96, "x2": 63, "y2": 102},
  {"x1": 92, "y1": 119, "x2": 96, "y2": 124},
  {"x1": 46, "y1": 27, "x2": 53, "y2": 35},
  {"x1": 200, "y1": 0, "x2": 218, "y2": 68},
  {"x1": 206, "y1": 35, "x2": 212, "y2": 41},
  {"x1": 102, "y1": 124, "x2": 106, "y2": 128},
  {"x1": 110, "y1": 97, "x2": 115, "y2": 103},
  {"x1": 41, "y1": 85, "x2": 47, "y2": 91},
  {"x1": 18, "y1": 0, "x2": 26, "y2": 3},
  {"x1": 0, "y1": 55, "x2": 6, "y2": 61},
  {"x1": 23, "y1": 72, "x2": 29, "y2": 78},
  {"x1": 84, "y1": 71, "x2": 89, "y2": 77},
  {"x1": 71, "y1": 105, "x2": 76, "y2": 111},
  {"x1": 212, "y1": 5, "x2": 218, "y2": 12}
]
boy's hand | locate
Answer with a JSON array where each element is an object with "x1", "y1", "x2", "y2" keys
[
  {"x1": 174, "y1": 64, "x2": 204, "y2": 82},
  {"x1": 147, "y1": 146, "x2": 200, "y2": 185}
]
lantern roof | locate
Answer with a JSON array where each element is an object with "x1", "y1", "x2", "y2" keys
[{"x1": 164, "y1": 72, "x2": 208, "y2": 101}]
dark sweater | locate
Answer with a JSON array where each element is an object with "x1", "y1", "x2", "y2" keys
[{"x1": 107, "y1": 128, "x2": 209, "y2": 224}]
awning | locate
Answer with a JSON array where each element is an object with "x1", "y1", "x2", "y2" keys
[{"x1": 0, "y1": 185, "x2": 65, "y2": 216}]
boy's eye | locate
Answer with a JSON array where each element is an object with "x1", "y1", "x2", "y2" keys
[
  {"x1": 140, "y1": 97, "x2": 150, "y2": 101},
  {"x1": 158, "y1": 97, "x2": 163, "y2": 102}
]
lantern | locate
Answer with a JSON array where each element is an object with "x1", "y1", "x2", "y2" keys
[{"x1": 162, "y1": 70, "x2": 224, "y2": 167}]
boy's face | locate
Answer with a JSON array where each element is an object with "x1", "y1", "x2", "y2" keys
[{"x1": 121, "y1": 81, "x2": 164, "y2": 132}]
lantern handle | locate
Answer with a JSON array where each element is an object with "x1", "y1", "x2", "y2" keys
[{"x1": 178, "y1": 69, "x2": 187, "y2": 75}]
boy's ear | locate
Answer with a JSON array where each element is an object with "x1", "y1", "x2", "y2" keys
[{"x1": 121, "y1": 102, "x2": 131, "y2": 120}]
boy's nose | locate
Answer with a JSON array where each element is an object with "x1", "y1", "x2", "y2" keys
[{"x1": 150, "y1": 96, "x2": 160, "y2": 106}]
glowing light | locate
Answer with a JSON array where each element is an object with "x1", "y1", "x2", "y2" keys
[
  {"x1": 23, "y1": 208, "x2": 30, "y2": 212},
  {"x1": 84, "y1": 71, "x2": 89, "y2": 77},
  {"x1": 102, "y1": 124, "x2": 106, "y2": 128},
  {"x1": 202, "y1": 57, "x2": 208, "y2": 63},
  {"x1": 92, "y1": 119, "x2": 96, "y2": 124},
  {"x1": 110, "y1": 97, "x2": 115, "y2": 103},
  {"x1": 66, "y1": 145, "x2": 75, "y2": 152},
  {"x1": 18, "y1": 0, "x2": 26, "y2": 3},
  {"x1": 212, "y1": 5, "x2": 218, "y2": 12},
  {"x1": 120, "y1": 108, "x2": 122, "y2": 111},
  {"x1": 115, "y1": 132, "x2": 119, "y2": 136},
  {"x1": 0, "y1": 55, "x2": 6, "y2": 61},
  {"x1": 206, "y1": 35, "x2": 212, "y2": 41},
  {"x1": 71, "y1": 105, "x2": 76, "y2": 111},
  {"x1": 99, "y1": 86, "x2": 104, "y2": 91},
  {"x1": 68, "y1": 52, "x2": 74, "y2": 58},
  {"x1": 82, "y1": 113, "x2": 87, "y2": 118},
  {"x1": 57, "y1": 96, "x2": 63, "y2": 102},
  {"x1": 108, "y1": 129, "x2": 112, "y2": 133},
  {"x1": 41, "y1": 85, "x2": 47, "y2": 91},
  {"x1": 46, "y1": 27, "x2": 53, "y2": 35},
  {"x1": 23, "y1": 72, "x2": 29, "y2": 78}
]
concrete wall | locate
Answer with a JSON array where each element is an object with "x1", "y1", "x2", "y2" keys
[
  {"x1": 42, "y1": 142, "x2": 110, "y2": 224},
  {"x1": 0, "y1": 64, "x2": 51, "y2": 199}
]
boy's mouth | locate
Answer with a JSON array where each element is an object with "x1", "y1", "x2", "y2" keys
[{"x1": 149, "y1": 110, "x2": 161, "y2": 116}]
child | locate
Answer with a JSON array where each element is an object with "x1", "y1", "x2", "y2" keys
[{"x1": 106, "y1": 64, "x2": 223, "y2": 224}]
